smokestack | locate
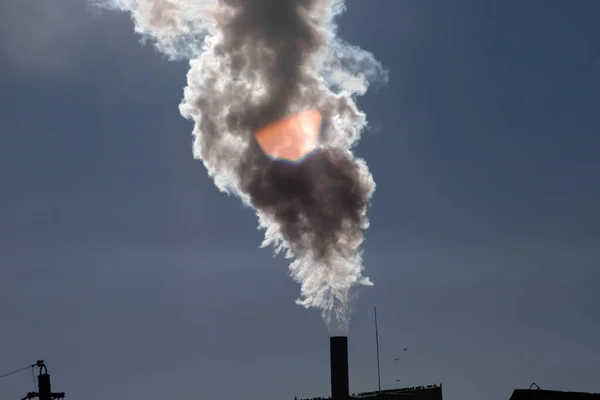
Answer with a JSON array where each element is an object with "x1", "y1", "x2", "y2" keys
[{"x1": 330, "y1": 336, "x2": 350, "y2": 400}]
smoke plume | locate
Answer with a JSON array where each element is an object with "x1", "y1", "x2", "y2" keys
[{"x1": 96, "y1": 0, "x2": 387, "y2": 331}]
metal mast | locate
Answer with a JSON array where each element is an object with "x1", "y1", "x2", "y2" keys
[{"x1": 374, "y1": 306, "x2": 381, "y2": 391}]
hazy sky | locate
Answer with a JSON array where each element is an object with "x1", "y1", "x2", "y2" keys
[{"x1": 1, "y1": 1, "x2": 599, "y2": 400}]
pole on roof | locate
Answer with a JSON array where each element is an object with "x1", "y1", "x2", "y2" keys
[{"x1": 374, "y1": 306, "x2": 381, "y2": 392}]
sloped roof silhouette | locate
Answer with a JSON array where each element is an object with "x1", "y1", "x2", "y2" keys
[
  {"x1": 298, "y1": 384, "x2": 443, "y2": 400},
  {"x1": 510, "y1": 389, "x2": 600, "y2": 400},
  {"x1": 354, "y1": 385, "x2": 442, "y2": 399}
]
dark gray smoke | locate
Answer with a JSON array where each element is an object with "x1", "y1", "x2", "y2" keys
[{"x1": 95, "y1": 0, "x2": 387, "y2": 331}]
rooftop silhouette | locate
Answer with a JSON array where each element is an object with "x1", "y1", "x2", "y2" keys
[
  {"x1": 294, "y1": 335, "x2": 444, "y2": 400},
  {"x1": 510, "y1": 388, "x2": 600, "y2": 400},
  {"x1": 297, "y1": 384, "x2": 443, "y2": 400}
]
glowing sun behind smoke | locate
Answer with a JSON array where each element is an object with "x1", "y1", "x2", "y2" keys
[{"x1": 255, "y1": 110, "x2": 322, "y2": 163}]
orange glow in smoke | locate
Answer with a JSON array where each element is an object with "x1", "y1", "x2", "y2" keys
[{"x1": 255, "y1": 110, "x2": 322, "y2": 162}]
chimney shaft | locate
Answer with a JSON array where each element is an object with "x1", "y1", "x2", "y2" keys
[{"x1": 330, "y1": 336, "x2": 349, "y2": 400}]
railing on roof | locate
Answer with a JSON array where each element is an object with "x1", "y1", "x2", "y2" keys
[
  {"x1": 297, "y1": 384, "x2": 442, "y2": 400},
  {"x1": 354, "y1": 384, "x2": 442, "y2": 397}
]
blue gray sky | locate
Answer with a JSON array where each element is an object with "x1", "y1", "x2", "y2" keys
[{"x1": 1, "y1": 1, "x2": 599, "y2": 400}]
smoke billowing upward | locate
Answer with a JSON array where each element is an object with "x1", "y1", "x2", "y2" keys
[{"x1": 96, "y1": 0, "x2": 387, "y2": 332}]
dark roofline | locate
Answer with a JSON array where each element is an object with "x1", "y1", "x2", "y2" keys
[
  {"x1": 353, "y1": 384, "x2": 442, "y2": 398},
  {"x1": 510, "y1": 389, "x2": 600, "y2": 399},
  {"x1": 297, "y1": 383, "x2": 443, "y2": 400}
]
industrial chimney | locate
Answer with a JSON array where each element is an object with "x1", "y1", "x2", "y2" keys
[{"x1": 330, "y1": 336, "x2": 350, "y2": 400}]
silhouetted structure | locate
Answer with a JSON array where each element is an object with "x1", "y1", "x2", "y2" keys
[
  {"x1": 296, "y1": 335, "x2": 442, "y2": 400},
  {"x1": 352, "y1": 384, "x2": 443, "y2": 399},
  {"x1": 297, "y1": 384, "x2": 443, "y2": 400},
  {"x1": 330, "y1": 336, "x2": 350, "y2": 400},
  {"x1": 22, "y1": 361, "x2": 65, "y2": 400},
  {"x1": 510, "y1": 386, "x2": 600, "y2": 400}
]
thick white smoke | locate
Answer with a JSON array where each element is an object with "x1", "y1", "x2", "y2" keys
[{"x1": 95, "y1": 0, "x2": 387, "y2": 332}]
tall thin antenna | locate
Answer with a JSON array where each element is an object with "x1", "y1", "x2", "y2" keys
[{"x1": 374, "y1": 306, "x2": 381, "y2": 391}]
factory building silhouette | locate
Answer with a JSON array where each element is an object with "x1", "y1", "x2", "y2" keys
[
  {"x1": 3, "y1": 353, "x2": 600, "y2": 400},
  {"x1": 0, "y1": 330, "x2": 596, "y2": 400},
  {"x1": 295, "y1": 336, "x2": 600, "y2": 400},
  {"x1": 509, "y1": 383, "x2": 600, "y2": 400},
  {"x1": 509, "y1": 390, "x2": 600, "y2": 400},
  {"x1": 296, "y1": 335, "x2": 443, "y2": 400}
]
